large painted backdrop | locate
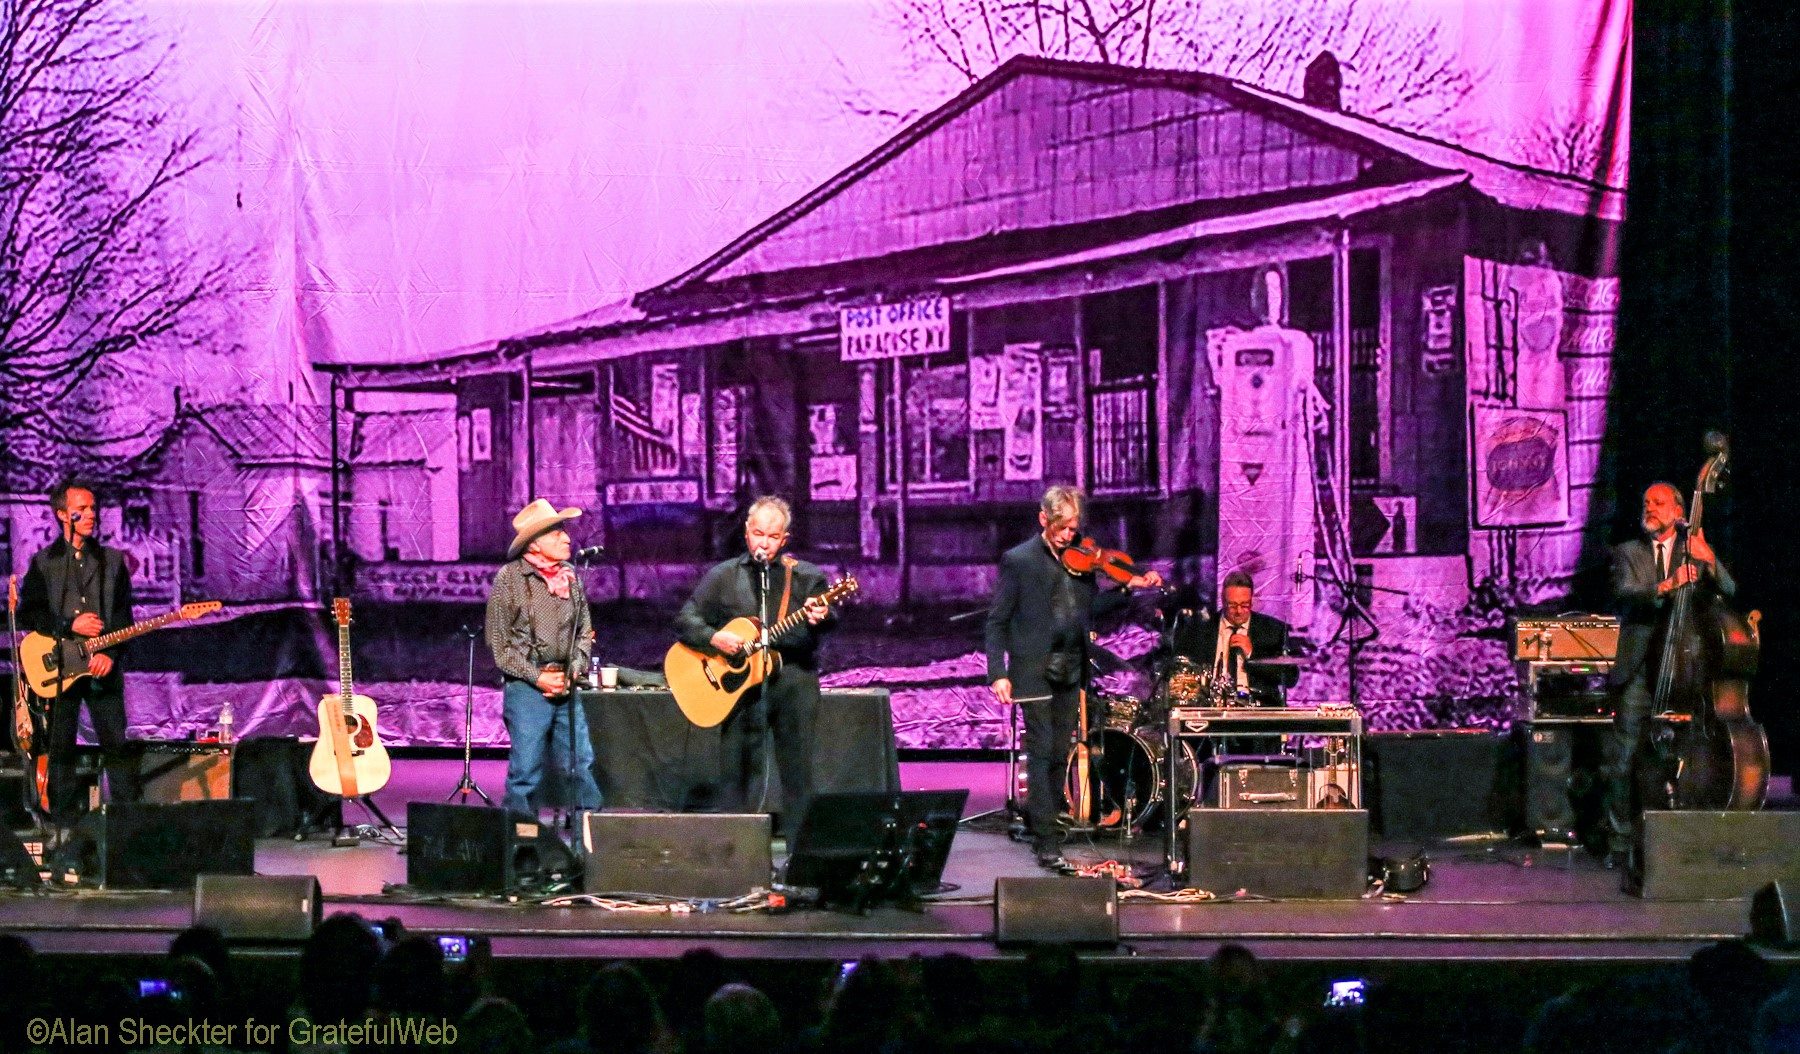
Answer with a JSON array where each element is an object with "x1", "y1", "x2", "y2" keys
[{"x1": 0, "y1": 0, "x2": 1630, "y2": 749}]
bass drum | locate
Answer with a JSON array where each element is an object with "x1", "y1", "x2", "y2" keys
[{"x1": 1065, "y1": 729, "x2": 1198, "y2": 832}]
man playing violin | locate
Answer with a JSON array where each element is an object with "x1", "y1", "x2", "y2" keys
[
  {"x1": 1604, "y1": 481, "x2": 1735, "y2": 871},
  {"x1": 986, "y1": 485, "x2": 1162, "y2": 869}
]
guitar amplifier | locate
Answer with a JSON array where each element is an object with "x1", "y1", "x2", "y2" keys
[
  {"x1": 1514, "y1": 616, "x2": 1619, "y2": 661},
  {"x1": 140, "y1": 742, "x2": 232, "y2": 803}
]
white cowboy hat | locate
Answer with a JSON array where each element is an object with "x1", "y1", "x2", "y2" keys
[{"x1": 507, "y1": 499, "x2": 582, "y2": 559}]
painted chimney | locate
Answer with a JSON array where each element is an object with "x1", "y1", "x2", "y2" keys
[{"x1": 1304, "y1": 52, "x2": 1343, "y2": 111}]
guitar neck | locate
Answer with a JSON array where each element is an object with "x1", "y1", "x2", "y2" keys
[
  {"x1": 337, "y1": 621, "x2": 355, "y2": 708},
  {"x1": 84, "y1": 610, "x2": 184, "y2": 655}
]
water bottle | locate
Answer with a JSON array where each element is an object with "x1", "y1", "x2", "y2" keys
[
  {"x1": 589, "y1": 655, "x2": 603, "y2": 690},
  {"x1": 218, "y1": 701, "x2": 234, "y2": 744}
]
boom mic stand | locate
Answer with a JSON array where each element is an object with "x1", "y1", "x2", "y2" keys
[
  {"x1": 1295, "y1": 561, "x2": 1407, "y2": 712},
  {"x1": 446, "y1": 623, "x2": 493, "y2": 805}
]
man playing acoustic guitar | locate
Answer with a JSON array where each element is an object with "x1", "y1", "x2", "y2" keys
[
  {"x1": 17, "y1": 481, "x2": 141, "y2": 839},
  {"x1": 674, "y1": 496, "x2": 831, "y2": 836}
]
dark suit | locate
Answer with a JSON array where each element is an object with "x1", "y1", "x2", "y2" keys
[
  {"x1": 674, "y1": 552, "x2": 833, "y2": 833},
  {"x1": 1604, "y1": 534, "x2": 1736, "y2": 855},
  {"x1": 16, "y1": 538, "x2": 139, "y2": 823},
  {"x1": 985, "y1": 537, "x2": 1129, "y2": 852},
  {"x1": 1171, "y1": 611, "x2": 1295, "y2": 701},
  {"x1": 1172, "y1": 610, "x2": 1294, "y2": 755}
]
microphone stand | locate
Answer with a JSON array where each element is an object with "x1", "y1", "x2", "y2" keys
[
  {"x1": 446, "y1": 623, "x2": 492, "y2": 805},
  {"x1": 1294, "y1": 564, "x2": 1408, "y2": 713},
  {"x1": 555, "y1": 550, "x2": 594, "y2": 833}
]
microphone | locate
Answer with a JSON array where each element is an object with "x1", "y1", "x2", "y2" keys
[
  {"x1": 573, "y1": 545, "x2": 606, "y2": 560},
  {"x1": 1294, "y1": 553, "x2": 1306, "y2": 584}
]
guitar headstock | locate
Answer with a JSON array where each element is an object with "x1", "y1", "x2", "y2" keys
[
  {"x1": 824, "y1": 576, "x2": 860, "y2": 605},
  {"x1": 178, "y1": 601, "x2": 222, "y2": 621},
  {"x1": 332, "y1": 597, "x2": 353, "y2": 626}
]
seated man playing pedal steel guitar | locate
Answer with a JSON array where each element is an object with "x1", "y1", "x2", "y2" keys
[
  {"x1": 1171, "y1": 570, "x2": 1297, "y2": 705},
  {"x1": 1171, "y1": 570, "x2": 1296, "y2": 754}
]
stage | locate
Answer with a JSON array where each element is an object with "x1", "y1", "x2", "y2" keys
[{"x1": 0, "y1": 758, "x2": 1785, "y2": 966}]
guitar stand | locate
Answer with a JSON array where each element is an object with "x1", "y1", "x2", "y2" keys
[{"x1": 301, "y1": 795, "x2": 402, "y2": 847}]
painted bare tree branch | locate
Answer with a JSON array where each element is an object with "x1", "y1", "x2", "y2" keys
[
  {"x1": 0, "y1": 0, "x2": 222, "y2": 437},
  {"x1": 875, "y1": 0, "x2": 1477, "y2": 134}
]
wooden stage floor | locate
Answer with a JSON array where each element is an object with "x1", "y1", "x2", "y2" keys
[{"x1": 0, "y1": 760, "x2": 1783, "y2": 965}]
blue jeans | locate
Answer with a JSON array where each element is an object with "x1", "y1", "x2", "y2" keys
[{"x1": 502, "y1": 679, "x2": 601, "y2": 817}]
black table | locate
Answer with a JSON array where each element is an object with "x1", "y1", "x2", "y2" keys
[{"x1": 579, "y1": 688, "x2": 900, "y2": 812}]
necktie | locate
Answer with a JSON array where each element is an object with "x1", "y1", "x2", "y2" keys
[
  {"x1": 1228, "y1": 624, "x2": 1245, "y2": 687},
  {"x1": 1655, "y1": 542, "x2": 1667, "y2": 583}
]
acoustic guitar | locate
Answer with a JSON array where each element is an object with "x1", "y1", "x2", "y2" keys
[
  {"x1": 7, "y1": 577, "x2": 47, "y2": 817},
  {"x1": 664, "y1": 576, "x2": 858, "y2": 728},
  {"x1": 308, "y1": 598, "x2": 392, "y2": 797},
  {"x1": 18, "y1": 601, "x2": 220, "y2": 698}
]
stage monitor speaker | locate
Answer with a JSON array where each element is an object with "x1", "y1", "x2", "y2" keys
[
  {"x1": 1522, "y1": 724, "x2": 1576, "y2": 838},
  {"x1": 1186, "y1": 808, "x2": 1368, "y2": 899},
  {"x1": 1751, "y1": 881, "x2": 1798, "y2": 945},
  {"x1": 0, "y1": 829, "x2": 42, "y2": 887},
  {"x1": 994, "y1": 876, "x2": 1118, "y2": 947},
  {"x1": 51, "y1": 801, "x2": 256, "y2": 888},
  {"x1": 1367, "y1": 731, "x2": 1504, "y2": 839},
  {"x1": 140, "y1": 744, "x2": 232, "y2": 803},
  {"x1": 1640, "y1": 811, "x2": 1800, "y2": 901},
  {"x1": 582, "y1": 812, "x2": 771, "y2": 899},
  {"x1": 785, "y1": 790, "x2": 968, "y2": 905},
  {"x1": 406, "y1": 802, "x2": 577, "y2": 894},
  {"x1": 193, "y1": 874, "x2": 321, "y2": 941}
]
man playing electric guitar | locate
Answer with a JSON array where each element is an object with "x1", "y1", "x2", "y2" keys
[
  {"x1": 673, "y1": 496, "x2": 832, "y2": 835},
  {"x1": 16, "y1": 481, "x2": 141, "y2": 839}
]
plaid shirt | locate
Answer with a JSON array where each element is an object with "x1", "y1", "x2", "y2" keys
[{"x1": 484, "y1": 559, "x2": 592, "y2": 684}]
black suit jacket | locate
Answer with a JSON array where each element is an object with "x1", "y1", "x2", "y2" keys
[
  {"x1": 1171, "y1": 610, "x2": 1295, "y2": 700},
  {"x1": 1610, "y1": 534, "x2": 1736, "y2": 686},
  {"x1": 985, "y1": 537, "x2": 1129, "y2": 698},
  {"x1": 674, "y1": 551, "x2": 835, "y2": 671},
  {"x1": 17, "y1": 538, "x2": 135, "y2": 680}
]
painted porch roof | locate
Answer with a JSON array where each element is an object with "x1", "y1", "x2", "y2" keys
[{"x1": 650, "y1": 56, "x2": 1620, "y2": 298}]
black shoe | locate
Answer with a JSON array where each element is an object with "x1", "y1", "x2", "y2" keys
[{"x1": 1034, "y1": 847, "x2": 1069, "y2": 871}]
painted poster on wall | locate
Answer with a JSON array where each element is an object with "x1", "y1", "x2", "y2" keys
[
  {"x1": 1001, "y1": 343, "x2": 1042, "y2": 481},
  {"x1": 1470, "y1": 405, "x2": 1569, "y2": 527}
]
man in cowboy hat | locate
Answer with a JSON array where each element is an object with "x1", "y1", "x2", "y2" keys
[{"x1": 485, "y1": 498, "x2": 602, "y2": 818}]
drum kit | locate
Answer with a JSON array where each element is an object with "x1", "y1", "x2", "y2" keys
[{"x1": 1062, "y1": 648, "x2": 1309, "y2": 833}]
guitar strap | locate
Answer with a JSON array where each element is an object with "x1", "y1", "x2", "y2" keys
[{"x1": 777, "y1": 555, "x2": 796, "y2": 622}]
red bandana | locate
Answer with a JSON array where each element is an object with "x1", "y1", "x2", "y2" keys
[{"x1": 521, "y1": 550, "x2": 573, "y2": 599}]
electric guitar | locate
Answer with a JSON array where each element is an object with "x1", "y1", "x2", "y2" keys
[
  {"x1": 18, "y1": 601, "x2": 220, "y2": 699},
  {"x1": 664, "y1": 575, "x2": 858, "y2": 728},
  {"x1": 308, "y1": 598, "x2": 392, "y2": 797}
]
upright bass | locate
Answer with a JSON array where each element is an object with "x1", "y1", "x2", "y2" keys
[{"x1": 1655, "y1": 432, "x2": 1768, "y2": 810}]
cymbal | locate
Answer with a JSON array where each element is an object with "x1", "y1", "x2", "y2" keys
[
  {"x1": 1246, "y1": 655, "x2": 1309, "y2": 668},
  {"x1": 1086, "y1": 641, "x2": 1138, "y2": 675}
]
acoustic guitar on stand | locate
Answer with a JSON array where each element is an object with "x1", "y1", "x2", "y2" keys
[
  {"x1": 18, "y1": 601, "x2": 220, "y2": 699},
  {"x1": 309, "y1": 598, "x2": 392, "y2": 797},
  {"x1": 664, "y1": 576, "x2": 858, "y2": 728}
]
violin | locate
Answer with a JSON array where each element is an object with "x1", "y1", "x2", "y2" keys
[{"x1": 1060, "y1": 537, "x2": 1143, "y2": 585}]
